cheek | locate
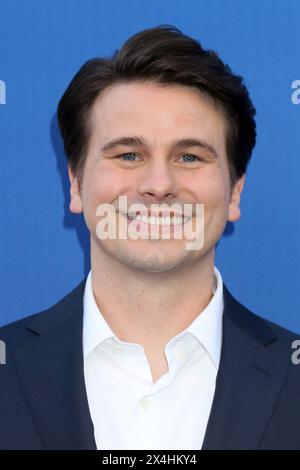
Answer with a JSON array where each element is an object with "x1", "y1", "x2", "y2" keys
[
  {"x1": 194, "y1": 169, "x2": 229, "y2": 204},
  {"x1": 82, "y1": 163, "x2": 123, "y2": 207},
  {"x1": 80, "y1": 170, "x2": 115, "y2": 231},
  {"x1": 195, "y1": 172, "x2": 230, "y2": 225}
]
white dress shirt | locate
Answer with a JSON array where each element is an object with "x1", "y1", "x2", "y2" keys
[{"x1": 83, "y1": 266, "x2": 224, "y2": 450}]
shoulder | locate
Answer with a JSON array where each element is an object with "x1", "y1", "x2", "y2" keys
[
  {"x1": 0, "y1": 276, "x2": 87, "y2": 347},
  {"x1": 223, "y1": 283, "x2": 300, "y2": 354}
]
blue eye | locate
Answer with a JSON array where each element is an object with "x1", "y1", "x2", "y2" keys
[
  {"x1": 181, "y1": 154, "x2": 200, "y2": 162},
  {"x1": 119, "y1": 153, "x2": 138, "y2": 161}
]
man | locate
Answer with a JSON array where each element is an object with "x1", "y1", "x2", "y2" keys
[{"x1": 0, "y1": 25, "x2": 299, "y2": 450}]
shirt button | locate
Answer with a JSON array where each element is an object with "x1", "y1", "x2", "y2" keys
[{"x1": 139, "y1": 397, "x2": 152, "y2": 410}]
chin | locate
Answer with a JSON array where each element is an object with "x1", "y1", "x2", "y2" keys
[{"x1": 123, "y1": 250, "x2": 189, "y2": 273}]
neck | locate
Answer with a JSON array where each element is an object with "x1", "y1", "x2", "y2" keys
[{"x1": 89, "y1": 239, "x2": 215, "y2": 354}]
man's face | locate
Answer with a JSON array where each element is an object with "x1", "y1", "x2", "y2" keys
[{"x1": 69, "y1": 82, "x2": 244, "y2": 273}]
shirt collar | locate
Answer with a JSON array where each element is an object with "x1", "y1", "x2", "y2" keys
[
  {"x1": 177, "y1": 266, "x2": 224, "y2": 368},
  {"x1": 83, "y1": 267, "x2": 224, "y2": 368},
  {"x1": 83, "y1": 270, "x2": 116, "y2": 358}
]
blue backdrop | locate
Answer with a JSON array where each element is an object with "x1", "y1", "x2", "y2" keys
[{"x1": 0, "y1": 0, "x2": 299, "y2": 332}]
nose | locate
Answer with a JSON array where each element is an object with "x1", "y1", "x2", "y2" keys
[{"x1": 137, "y1": 159, "x2": 179, "y2": 203}]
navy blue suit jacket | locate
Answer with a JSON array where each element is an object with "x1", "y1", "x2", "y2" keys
[{"x1": 0, "y1": 277, "x2": 300, "y2": 449}]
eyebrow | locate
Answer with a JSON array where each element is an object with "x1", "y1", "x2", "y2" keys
[{"x1": 100, "y1": 136, "x2": 218, "y2": 159}]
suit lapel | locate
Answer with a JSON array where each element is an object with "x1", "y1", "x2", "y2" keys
[
  {"x1": 202, "y1": 285, "x2": 289, "y2": 450},
  {"x1": 12, "y1": 278, "x2": 97, "y2": 450}
]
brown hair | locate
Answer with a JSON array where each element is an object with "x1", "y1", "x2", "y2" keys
[{"x1": 57, "y1": 24, "x2": 256, "y2": 188}]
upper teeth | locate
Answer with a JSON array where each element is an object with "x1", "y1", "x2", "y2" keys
[{"x1": 127, "y1": 214, "x2": 189, "y2": 225}]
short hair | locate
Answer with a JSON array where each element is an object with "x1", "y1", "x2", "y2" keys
[{"x1": 57, "y1": 24, "x2": 256, "y2": 189}]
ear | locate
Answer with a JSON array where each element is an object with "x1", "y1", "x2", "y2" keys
[
  {"x1": 68, "y1": 165, "x2": 83, "y2": 214},
  {"x1": 228, "y1": 174, "x2": 245, "y2": 222}
]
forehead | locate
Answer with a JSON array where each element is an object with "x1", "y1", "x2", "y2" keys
[{"x1": 88, "y1": 82, "x2": 228, "y2": 155}]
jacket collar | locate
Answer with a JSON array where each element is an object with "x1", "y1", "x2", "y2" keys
[{"x1": 13, "y1": 276, "x2": 96, "y2": 450}]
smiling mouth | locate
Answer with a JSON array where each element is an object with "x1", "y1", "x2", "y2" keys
[{"x1": 121, "y1": 212, "x2": 191, "y2": 226}]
